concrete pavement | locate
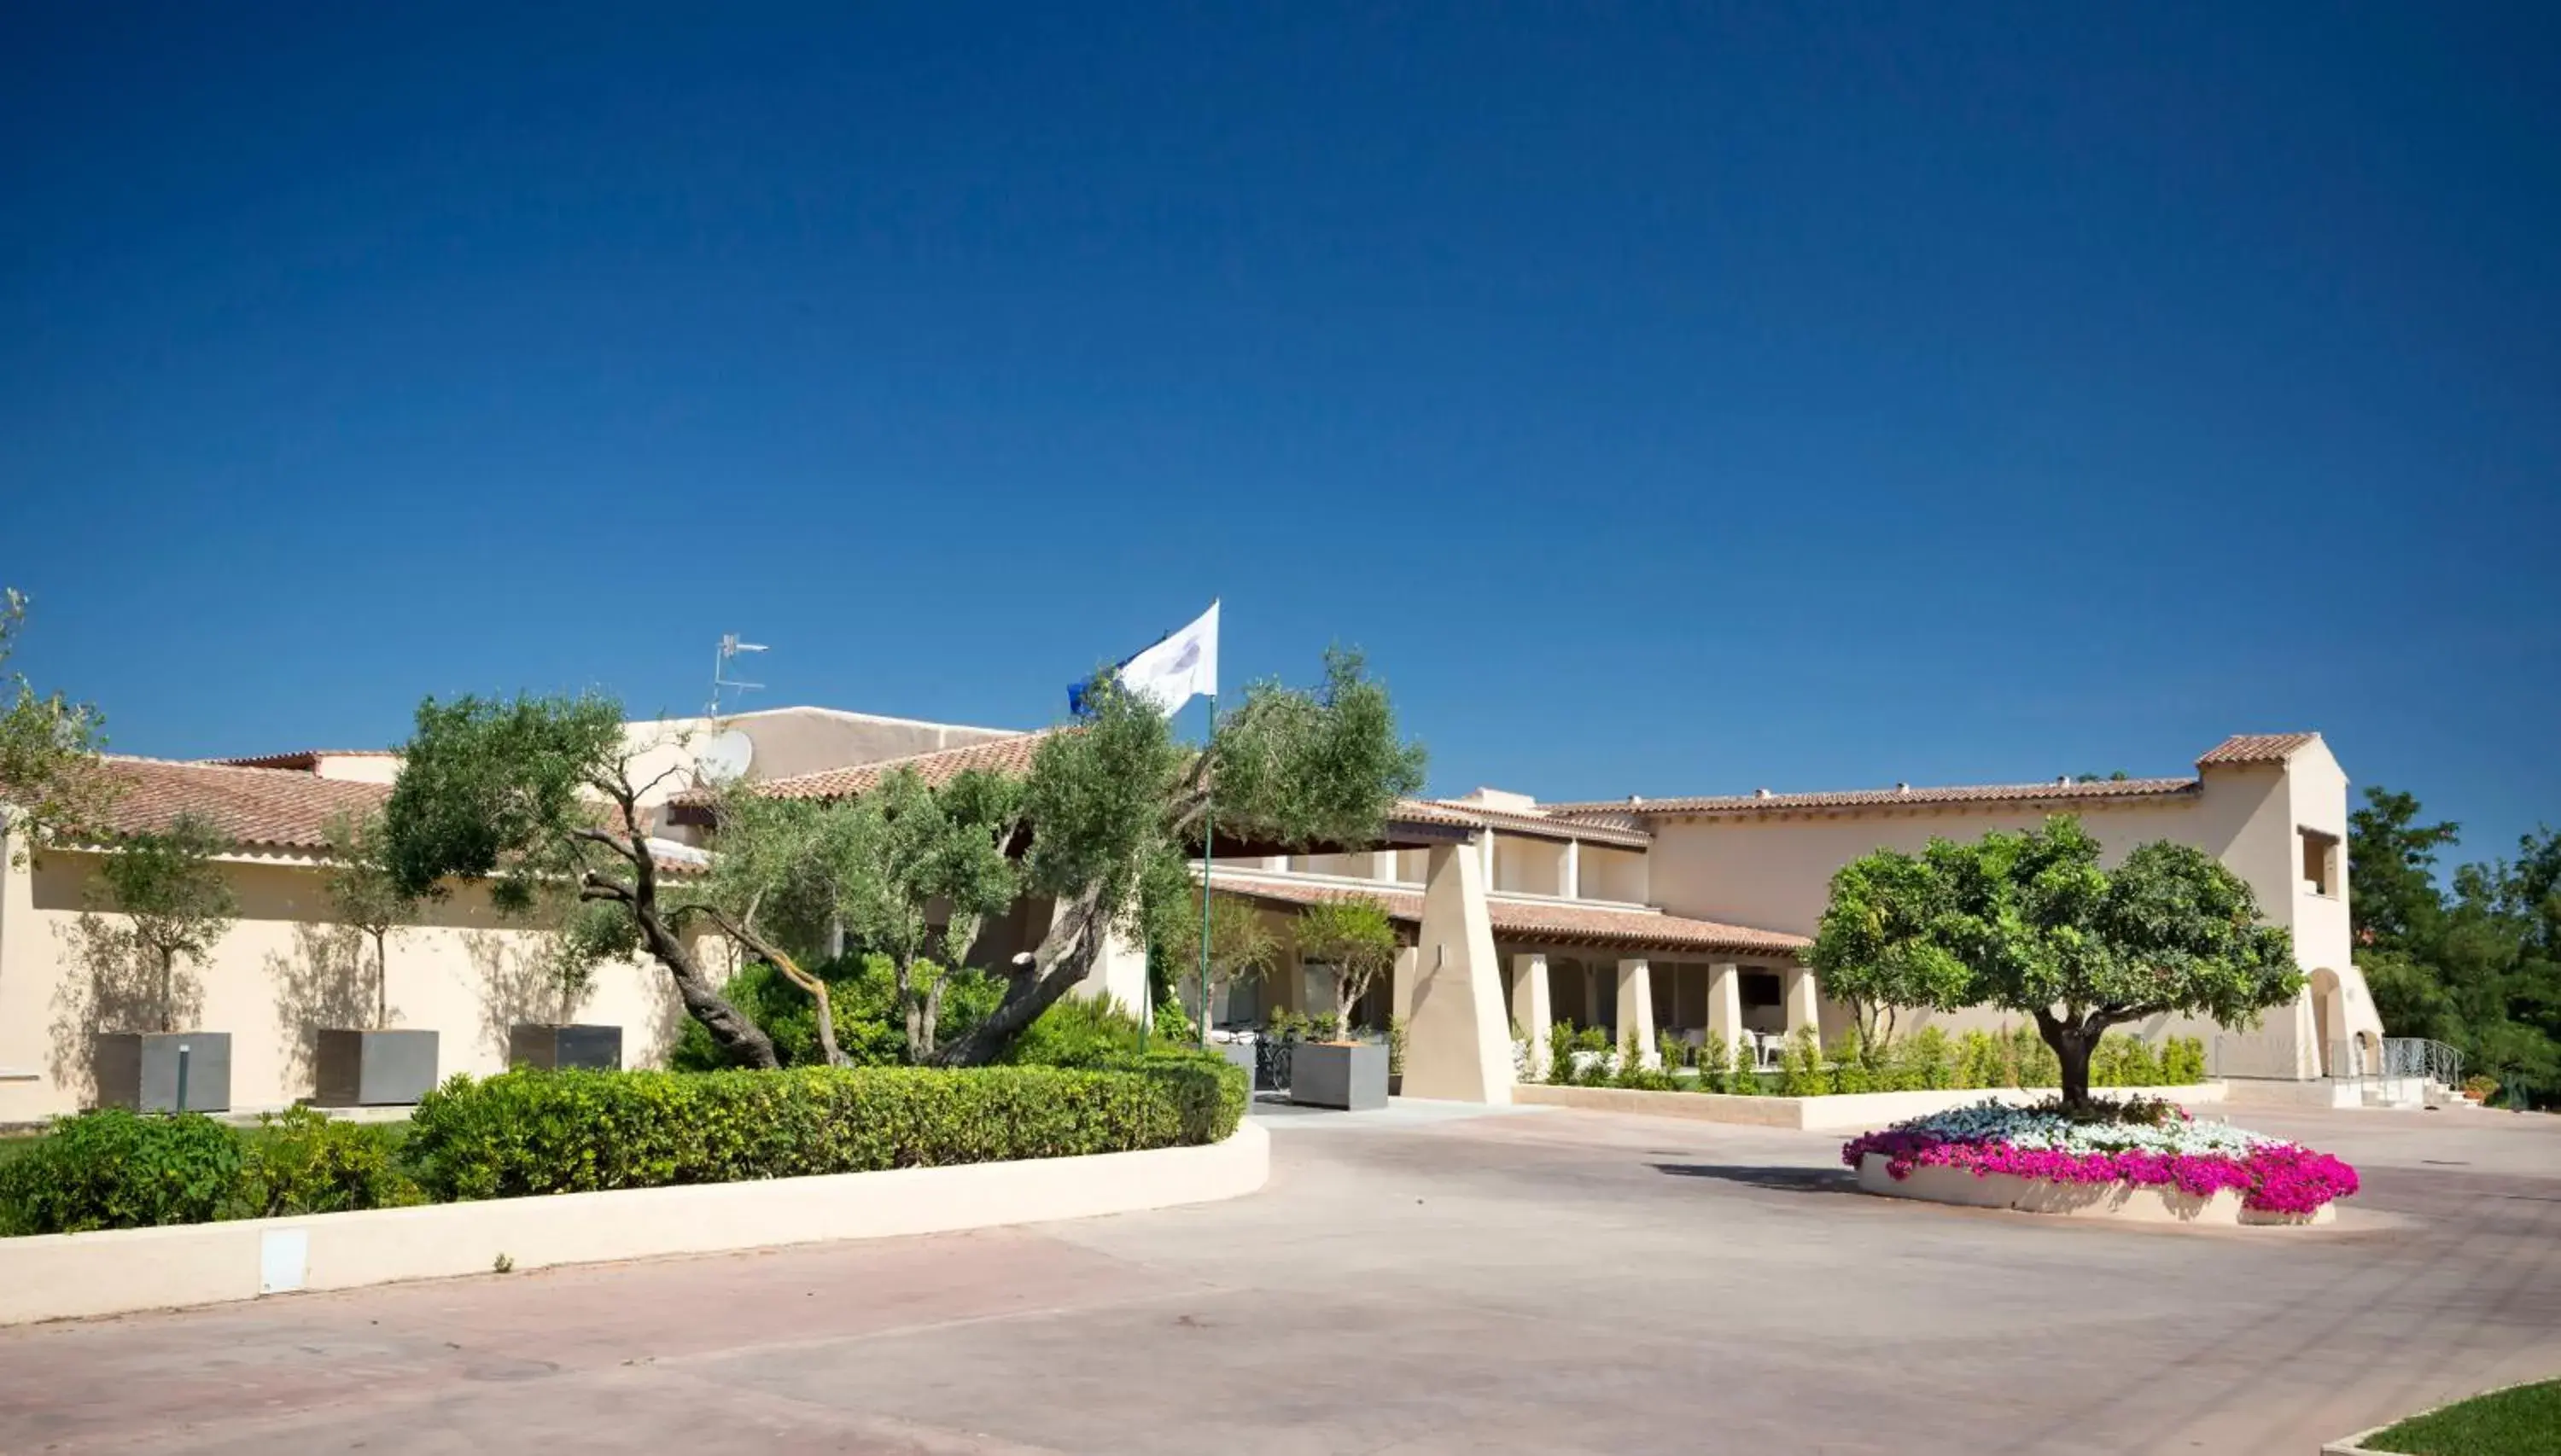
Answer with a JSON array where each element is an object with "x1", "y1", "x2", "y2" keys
[{"x1": 2, "y1": 1102, "x2": 2556, "y2": 1455}]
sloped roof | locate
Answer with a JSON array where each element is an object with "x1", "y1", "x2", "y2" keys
[
  {"x1": 204, "y1": 749, "x2": 399, "y2": 771},
  {"x1": 1392, "y1": 799, "x2": 1652, "y2": 848},
  {"x1": 1542, "y1": 775, "x2": 2201, "y2": 820},
  {"x1": 26, "y1": 756, "x2": 701, "y2": 874},
  {"x1": 675, "y1": 731, "x2": 1054, "y2": 806},
  {"x1": 68, "y1": 756, "x2": 391, "y2": 851},
  {"x1": 2194, "y1": 732, "x2": 2322, "y2": 766},
  {"x1": 1213, "y1": 872, "x2": 1808, "y2": 956}
]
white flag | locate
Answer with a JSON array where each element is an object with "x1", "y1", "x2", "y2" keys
[{"x1": 1117, "y1": 601, "x2": 1219, "y2": 715}]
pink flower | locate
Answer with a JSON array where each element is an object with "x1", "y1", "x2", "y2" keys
[{"x1": 1842, "y1": 1128, "x2": 2358, "y2": 1214}]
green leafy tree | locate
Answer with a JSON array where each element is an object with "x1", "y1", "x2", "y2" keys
[
  {"x1": 2349, "y1": 787, "x2": 2460, "y2": 952},
  {"x1": 1162, "y1": 892, "x2": 1281, "y2": 1040},
  {"x1": 1292, "y1": 896, "x2": 1401, "y2": 1039},
  {"x1": 0, "y1": 588, "x2": 116, "y2": 863},
  {"x1": 379, "y1": 648, "x2": 1424, "y2": 1070},
  {"x1": 818, "y1": 765, "x2": 1024, "y2": 1062},
  {"x1": 95, "y1": 812, "x2": 240, "y2": 1033},
  {"x1": 379, "y1": 692, "x2": 784, "y2": 1067},
  {"x1": 1806, "y1": 816, "x2": 2301, "y2": 1110},
  {"x1": 1806, "y1": 848, "x2": 1975, "y2": 1050},
  {"x1": 923, "y1": 649, "x2": 1424, "y2": 1067},
  {"x1": 318, "y1": 810, "x2": 418, "y2": 1029}
]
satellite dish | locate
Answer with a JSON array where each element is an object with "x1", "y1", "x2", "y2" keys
[{"x1": 697, "y1": 729, "x2": 755, "y2": 783}]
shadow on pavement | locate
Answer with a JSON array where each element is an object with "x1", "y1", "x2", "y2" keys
[{"x1": 1652, "y1": 1162, "x2": 1863, "y2": 1196}]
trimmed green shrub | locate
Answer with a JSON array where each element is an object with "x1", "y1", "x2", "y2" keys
[
  {"x1": 233, "y1": 1107, "x2": 423, "y2": 1218},
  {"x1": 405, "y1": 1059, "x2": 1247, "y2": 1202},
  {"x1": 1002, "y1": 994, "x2": 1150, "y2": 1069},
  {"x1": 0, "y1": 1109, "x2": 243, "y2": 1235},
  {"x1": 671, "y1": 954, "x2": 1007, "y2": 1070},
  {"x1": 1777, "y1": 1028, "x2": 1827, "y2": 1096}
]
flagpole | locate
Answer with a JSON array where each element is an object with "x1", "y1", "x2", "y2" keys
[{"x1": 1197, "y1": 694, "x2": 1216, "y2": 1046}]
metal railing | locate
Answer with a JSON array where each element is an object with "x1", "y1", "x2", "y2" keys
[{"x1": 2331, "y1": 1037, "x2": 2463, "y2": 1088}]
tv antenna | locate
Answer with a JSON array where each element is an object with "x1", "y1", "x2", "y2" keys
[{"x1": 709, "y1": 633, "x2": 769, "y2": 717}]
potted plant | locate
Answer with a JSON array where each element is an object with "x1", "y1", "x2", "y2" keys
[
  {"x1": 506, "y1": 895, "x2": 623, "y2": 1070},
  {"x1": 1165, "y1": 891, "x2": 1281, "y2": 1081},
  {"x1": 312, "y1": 810, "x2": 440, "y2": 1105},
  {"x1": 1287, "y1": 897, "x2": 1400, "y2": 1111},
  {"x1": 85, "y1": 812, "x2": 238, "y2": 1112}
]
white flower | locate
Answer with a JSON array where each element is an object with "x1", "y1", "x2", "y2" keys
[{"x1": 1887, "y1": 1099, "x2": 2278, "y2": 1158}]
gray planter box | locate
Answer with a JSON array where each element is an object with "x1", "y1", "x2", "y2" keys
[
  {"x1": 1290, "y1": 1040, "x2": 1390, "y2": 1111},
  {"x1": 508, "y1": 1023, "x2": 623, "y2": 1071},
  {"x1": 312, "y1": 1028, "x2": 440, "y2": 1106},
  {"x1": 92, "y1": 1032, "x2": 231, "y2": 1113},
  {"x1": 1218, "y1": 1039, "x2": 1258, "y2": 1085}
]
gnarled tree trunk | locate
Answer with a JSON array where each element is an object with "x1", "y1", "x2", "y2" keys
[{"x1": 929, "y1": 891, "x2": 1107, "y2": 1068}]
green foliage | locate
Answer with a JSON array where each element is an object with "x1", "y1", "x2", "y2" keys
[
  {"x1": 1001, "y1": 994, "x2": 1152, "y2": 1069},
  {"x1": 1806, "y1": 816, "x2": 2298, "y2": 1106},
  {"x1": 2353, "y1": 785, "x2": 2561, "y2": 1105},
  {"x1": 232, "y1": 1108, "x2": 423, "y2": 1218},
  {"x1": 1543, "y1": 1022, "x2": 1575, "y2": 1085},
  {"x1": 1293, "y1": 897, "x2": 1401, "y2": 1032},
  {"x1": 319, "y1": 810, "x2": 418, "y2": 1028},
  {"x1": 405, "y1": 1063, "x2": 1245, "y2": 1202},
  {"x1": 0, "y1": 1109, "x2": 243, "y2": 1235},
  {"x1": 1387, "y1": 1016, "x2": 1409, "y2": 1077},
  {"x1": 380, "y1": 692, "x2": 624, "y2": 907},
  {"x1": 2364, "y1": 1377, "x2": 2561, "y2": 1456},
  {"x1": 92, "y1": 811, "x2": 240, "y2": 1033},
  {"x1": 670, "y1": 954, "x2": 997, "y2": 1070},
  {"x1": 1776, "y1": 1028, "x2": 1828, "y2": 1096},
  {"x1": 0, "y1": 587, "x2": 116, "y2": 865},
  {"x1": 1725, "y1": 1035, "x2": 1763, "y2": 1095},
  {"x1": 1164, "y1": 893, "x2": 1282, "y2": 1015}
]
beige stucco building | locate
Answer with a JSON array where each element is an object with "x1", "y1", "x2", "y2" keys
[{"x1": 1, "y1": 712, "x2": 2379, "y2": 1121}]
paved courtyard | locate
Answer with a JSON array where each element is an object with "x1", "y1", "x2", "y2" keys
[{"x1": 3, "y1": 1101, "x2": 2558, "y2": 1455}]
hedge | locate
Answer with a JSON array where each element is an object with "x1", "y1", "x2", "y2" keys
[
  {"x1": 407, "y1": 1057, "x2": 1247, "y2": 1202},
  {"x1": 0, "y1": 1107, "x2": 417, "y2": 1237}
]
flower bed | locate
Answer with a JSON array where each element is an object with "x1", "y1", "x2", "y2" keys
[{"x1": 1842, "y1": 1098, "x2": 2359, "y2": 1219}]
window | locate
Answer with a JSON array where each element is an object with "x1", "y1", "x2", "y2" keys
[{"x1": 2300, "y1": 828, "x2": 2340, "y2": 898}]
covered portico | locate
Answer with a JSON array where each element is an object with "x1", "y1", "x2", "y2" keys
[{"x1": 1205, "y1": 816, "x2": 1811, "y2": 1100}]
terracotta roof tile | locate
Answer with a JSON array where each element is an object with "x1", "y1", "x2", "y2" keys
[
  {"x1": 1391, "y1": 799, "x2": 1652, "y2": 848},
  {"x1": 2194, "y1": 732, "x2": 2321, "y2": 766},
  {"x1": 1541, "y1": 775, "x2": 2201, "y2": 819},
  {"x1": 68, "y1": 756, "x2": 391, "y2": 851},
  {"x1": 205, "y1": 749, "x2": 399, "y2": 770},
  {"x1": 32, "y1": 757, "x2": 703, "y2": 875},
  {"x1": 1211, "y1": 871, "x2": 1807, "y2": 956},
  {"x1": 689, "y1": 731, "x2": 1053, "y2": 805}
]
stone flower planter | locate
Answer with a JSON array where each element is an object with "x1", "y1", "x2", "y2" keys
[
  {"x1": 312, "y1": 1028, "x2": 440, "y2": 1106},
  {"x1": 508, "y1": 1023, "x2": 623, "y2": 1071},
  {"x1": 92, "y1": 1032, "x2": 232, "y2": 1113},
  {"x1": 1290, "y1": 1040, "x2": 1389, "y2": 1111},
  {"x1": 1854, "y1": 1152, "x2": 2335, "y2": 1226}
]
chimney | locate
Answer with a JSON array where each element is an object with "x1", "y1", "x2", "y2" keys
[
  {"x1": 1753, "y1": 788, "x2": 1773, "y2": 800},
  {"x1": 2056, "y1": 775, "x2": 2072, "y2": 786},
  {"x1": 1894, "y1": 782, "x2": 1910, "y2": 794}
]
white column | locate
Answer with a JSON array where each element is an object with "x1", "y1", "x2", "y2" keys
[
  {"x1": 1781, "y1": 963, "x2": 1820, "y2": 1043},
  {"x1": 1478, "y1": 830, "x2": 1496, "y2": 888},
  {"x1": 1403, "y1": 840, "x2": 1514, "y2": 1104},
  {"x1": 1706, "y1": 962, "x2": 1741, "y2": 1045},
  {"x1": 1370, "y1": 850, "x2": 1397, "y2": 882},
  {"x1": 1560, "y1": 840, "x2": 1580, "y2": 900},
  {"x1": 1511, "y1": 952, "x2": 1551, "y2": 1080},
  {"x1": 1617, "y1": 957, "x2": 1658, "y2": 1068},
  {"x1": 1389, "y1": 944, "x2": 1419, "y2": 1026}
]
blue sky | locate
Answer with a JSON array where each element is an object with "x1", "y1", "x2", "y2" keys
[{"x1": 3, "y1": 3, "x2": 2555, "y2": 862}]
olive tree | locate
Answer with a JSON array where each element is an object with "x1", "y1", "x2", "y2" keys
[
  {"x1": 1292, "y1": 896, "x2": 1401, "y2": 1039},
  {"x1": 380, "y1": 692, "x2": 786, "y2": 1068},
  {"x1": 1164, "y1": 892, "x2": 1282, "y2": 1038},
  {"x1": 378, "y1": 647, "x2": 1424, "y2": 1070},
  {"x1": 0, "y1": 588, "x2": 115, "y2": 863},
  {"x1": 1808, "y1": 815, "x2": 2300, "y2": 1109},
  {"x1": 94, "y1": 812, "x2": 240, "y2": 1033},
  {"x1": 319, "y1": 810, "x2": 418, "y2": 1028}
]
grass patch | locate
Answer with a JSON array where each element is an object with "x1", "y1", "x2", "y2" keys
[{"x1": 2365, "y1": 1379, "x2": 2561, "y2": 1455}]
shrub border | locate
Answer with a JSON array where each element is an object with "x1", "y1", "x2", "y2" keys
[
  {"x1": 1513, "y1": 1080, "x2": 2229, "y2": 1132},
  {"x1": 0, "y1": 1119, "x2": 1268, "y2": 1326}
]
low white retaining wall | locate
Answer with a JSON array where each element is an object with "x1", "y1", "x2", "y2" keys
[
  {"x1": 1513, "y1": 1081, "x2": 2228, "y2": 1132},
  {"x1": 1854, "y1": 1151, "x2": 2332, "y2": 1226},
  {"x1": 0, "y1": 1121, "x2": 1269, "y2": 1326}
]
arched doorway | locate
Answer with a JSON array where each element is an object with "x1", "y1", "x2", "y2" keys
[{"x1": 2308, "y1": 969, "x2": 2344, "y2": 1076}]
